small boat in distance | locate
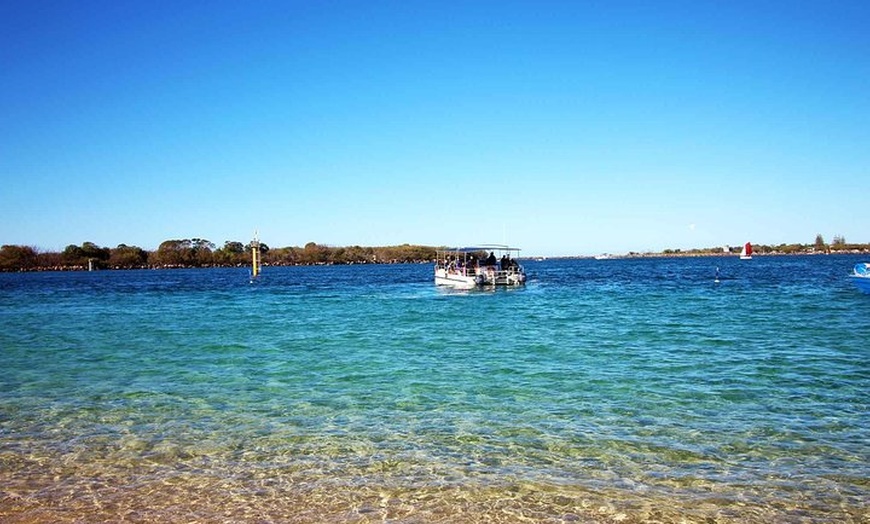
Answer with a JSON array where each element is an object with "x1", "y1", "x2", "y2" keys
[
  {"x1": 740, "y1": 242, "x2": 753, "y2": 260},
  {"x1": 851, "y1": 263, "x2": 870, "y2": 294},
  {"x1": 435, "y1": 245, "x2": 527, "y2": 289}
]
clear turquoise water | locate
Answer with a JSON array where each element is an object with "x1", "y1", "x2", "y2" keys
[{"x1": 1, "y1": 256, "x2": 868, "y2": 523}]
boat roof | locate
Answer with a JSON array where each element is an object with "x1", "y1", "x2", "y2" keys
[{"x1": 440, "y1": 244, "x2": 521, "y2": 253}]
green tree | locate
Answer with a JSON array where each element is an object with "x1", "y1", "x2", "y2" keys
[
  {"x1": 189, "y1": 238, "x2": 215, "y2": 266},
  {"x1": 152, "y1": 239, "x2": 215, "y2": 267},
  {"x1": 152, "y1": 240, "x2": 186, "y2": 267},
  {"x1": 224, "y1": 241, "x2": 245, "y2": 254},
  {"x1": 0, "y1": 245, "x2": 38, "y2": 271},
  {"x1": 61, "y1": 244, "x2": 85, "y2": 267},
  {"x1": 37, "y1": 250, "x2": 62, "y2": 269},
  {"x1": 81, "y1": 242, "x2": 110, "y2": 262},
  {"x1": 214, "y1": 241, "x2": 245, "y2": 266},
  {"x1": 302, "y1": 242, "x2": 328, "y2": 264},
  {"x1": 59, "y1": 242, "x2": 109, "y2": 268},
  {"x1": 264, "y1": 246, "x2": 299, "y2": 265},
  {"x1": 814, "y1": 234, "x2": 826, "y2": 252},
  {"x1": 109, "y1": 244, "x2": 148, "y2": 268}
]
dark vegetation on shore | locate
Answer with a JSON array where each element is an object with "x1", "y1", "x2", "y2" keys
[
  {"x1": 0, "y1": 240, "x2": 438, "y2": 271},
  {"x1": 653, "y1": 234, "x2": 869, "y2": 257},
  {"x1": 1, "y1": 235, "x2": 867, "y2": 272}
]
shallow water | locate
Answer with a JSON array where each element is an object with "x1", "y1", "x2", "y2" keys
[{"x1": 1, "y1": 256, "x2": 868, "y2": 523}]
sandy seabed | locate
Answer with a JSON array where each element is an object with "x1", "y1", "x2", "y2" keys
[{"x1": 2, "y1": 458, "x2": 866, "y2": 524}]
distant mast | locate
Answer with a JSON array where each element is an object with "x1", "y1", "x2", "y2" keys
[
  {"x1": 251, "y1": 232, "x2": 261, "y2": 277},
  {"x1": 740, "y1": 242, "x2": 753, "y2": 260}
]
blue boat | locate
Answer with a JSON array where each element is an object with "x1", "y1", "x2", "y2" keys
[{"x1": 851, "y1": 263, "x2": 870, "y2": 294}]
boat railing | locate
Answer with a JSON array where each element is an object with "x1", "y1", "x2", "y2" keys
[
  {"x1": 437, "y1": 260, "x2": 478, "y2": 277},
  {"x1": 477, "y1": 264, "x2": 525, "y2": 284}
]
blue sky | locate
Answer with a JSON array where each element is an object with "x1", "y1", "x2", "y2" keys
[{"x1": 2, "y1": 1, "x2": 868, "y2": 257}]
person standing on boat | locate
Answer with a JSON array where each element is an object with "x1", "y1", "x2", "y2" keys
[{"x1": 486, "y1": 251, "x2": 497, "y2": 267}]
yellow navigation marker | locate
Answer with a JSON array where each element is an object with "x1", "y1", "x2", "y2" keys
[{"x1": 251, "y1": 232, "x2": 261, "y2": 278}]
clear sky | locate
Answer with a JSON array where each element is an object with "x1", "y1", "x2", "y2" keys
[{"x1": 2, "y1": 1, "x2": 868, "y2": 257}]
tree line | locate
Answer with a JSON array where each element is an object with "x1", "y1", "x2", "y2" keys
[
  {"x1": 660, "y1": 235, "x2": 868, "y2": 256},
  {"x1": 2, "y1": 234, "x2": 867, "y2": 272},
  {"x1": 0, "y1": 239, "x2": 439, "y2": 272}
]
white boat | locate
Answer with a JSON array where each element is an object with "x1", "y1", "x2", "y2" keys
[
  {"x1": 434, "y1": 245, "x2": 527, "y2": 289},
  {"x1": 851, "y1": 263, "x2": 870, "y2": 294},
  {"x1": 740, "y1": 242, "x2": 753, "y2": 260}
]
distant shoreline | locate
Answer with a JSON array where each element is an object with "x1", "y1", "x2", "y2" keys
[
  {"x1": 549, "y1": 249, "x2": 870, "y2": 261},
  {"x1": 2, "y1": 251, "x2": 869, "y2": 273},
  {"x1": 2, "y1": 239, "x2": 868, "y2": 272}
]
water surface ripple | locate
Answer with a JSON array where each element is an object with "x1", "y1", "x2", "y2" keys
[{"x1": 1, "y1": 256, "x2": 868, "y2": 522}]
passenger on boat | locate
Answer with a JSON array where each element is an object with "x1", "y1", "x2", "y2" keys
[
  {"x1": 486, "y1": 252, "x2": 497, "y2": 266},
  {"x1": 502, "y1": 255, "x2": 518, "y2": 271}
]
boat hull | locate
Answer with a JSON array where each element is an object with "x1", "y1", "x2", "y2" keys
[
  {"x1": 851, "y1": 276, "x2": 870, "y2": 294},
  {"x1": 434, "y1": 267, "x2": 525, "y2": 288},
  {"x1": 434, "y1": 268, "x2": 480, "y2": 289},
  {"x1": 851, "y1": 263, "x2": 870, "y2": 293}
]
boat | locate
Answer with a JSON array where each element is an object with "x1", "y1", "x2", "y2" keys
[
  {"x1": 740, "y1": 242, "x2": 753, "y2": 260},
  {"x1": 851, "y1": 263, "x2": 870, "y2": 294},
  {"x1": 434, "y1": 245, "x2": 527, "y2": 289}
]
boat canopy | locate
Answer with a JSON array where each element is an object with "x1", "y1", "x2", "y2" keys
[{"x1": 442, "y1": 244, "x2": 521, "y2": 253}]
